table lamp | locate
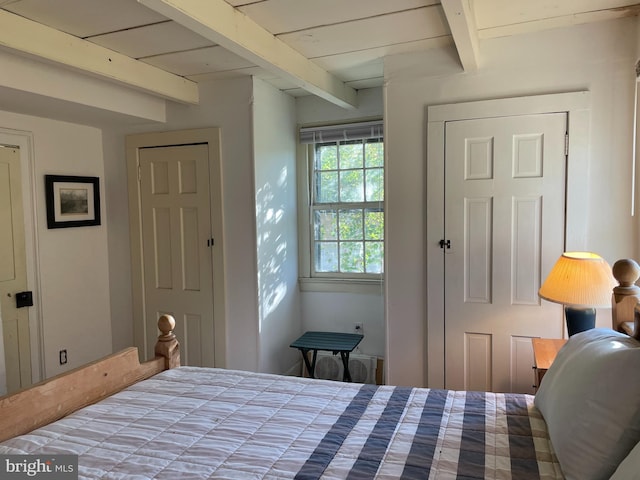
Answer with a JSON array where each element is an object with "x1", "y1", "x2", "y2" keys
[{"x1": 538, "y1": 252, "x2": 616, "y2": 336}]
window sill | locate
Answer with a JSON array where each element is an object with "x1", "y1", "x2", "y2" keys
[{"x1": 298, "y1": 277, "x2": 384, "y2": 294}]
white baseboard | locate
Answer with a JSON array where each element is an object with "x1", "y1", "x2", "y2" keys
[{"x1": 283, "y1": 361, "x2": 303, "y2": 377}]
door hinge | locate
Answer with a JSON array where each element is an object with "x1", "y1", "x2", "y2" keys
[
  {"x1": 137, "y1": 164, "x2": 141, "y2": 182},
  {"x1": 564, "y1": 133, "x2": 569, "y2": 156},
  {"x1": 439, "y1": 239, "x2": 451, "y2": 249}
]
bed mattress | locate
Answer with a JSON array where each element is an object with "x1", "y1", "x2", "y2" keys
[{"x1": 0, "y1": 367, "x2": 563, "y2": 479}]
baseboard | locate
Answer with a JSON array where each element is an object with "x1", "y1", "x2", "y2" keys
[{"x1": 284, "y1": 361, "x2": 303, "y2": 377}]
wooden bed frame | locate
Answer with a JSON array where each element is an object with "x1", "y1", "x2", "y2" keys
[{"x1": 0, "y1": 314, "x2": 180, "y2": 443}]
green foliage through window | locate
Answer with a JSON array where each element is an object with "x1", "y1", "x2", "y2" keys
[{"x1": 312, "y1": 138, "x2": 384, "y2": 276}]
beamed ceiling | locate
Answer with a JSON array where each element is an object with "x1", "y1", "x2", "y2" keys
[{"x1": 0, "y1": 0, "x2": 639, "y2": 108}]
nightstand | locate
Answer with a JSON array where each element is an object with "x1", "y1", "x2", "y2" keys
[{"x1": 532, "y1": 338, "x2": 567, "y2": 390}]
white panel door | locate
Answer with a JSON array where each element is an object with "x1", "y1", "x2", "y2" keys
[
  {"x1": 139, "y1": 144, "x2": 215, "y2": 367},
  {"x1": 0, "y1": 146, "x2": 31, "y2": 393},
  {"x1": 444, "y1": 113, "x2": 566, "y2": 393}
]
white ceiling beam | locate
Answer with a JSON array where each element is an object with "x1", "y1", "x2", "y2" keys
[
  {"x1": 138, "y1": 0, "x2": 358, "y2": 109},
  {"x1": 441, "y1": 0, "x2": 480, "y2": 71},
  {"x1": 0, "y1": 9, "x2": 198, "y2": 104}
]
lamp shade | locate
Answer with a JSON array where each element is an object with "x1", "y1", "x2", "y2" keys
[{"x1": 539, "y1": 252, "x2": 616, "y2": 307}]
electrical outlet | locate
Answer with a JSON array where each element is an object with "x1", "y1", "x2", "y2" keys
[
  {"x1": 354, "y1": 322, "x2": 363, "y2": 334},
  {"x1": 59, "y1": 349, "x2": 67, "y2": 365}
]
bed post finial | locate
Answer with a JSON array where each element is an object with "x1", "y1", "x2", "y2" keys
[
  {"x1": 612, "y1": 259, "x2": 640, "y2": 337},
  {"x1": 155, "y1": 314, "x2": 180, "y2": 369}
]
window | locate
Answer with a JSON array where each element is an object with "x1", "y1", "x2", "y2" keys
[{"x1": 299, "y1": 121, "x2": 384, "y2": 285}]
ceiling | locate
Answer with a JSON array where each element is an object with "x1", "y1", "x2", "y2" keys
[{"x1": 0, "y1": 0, "x2": 639, "y2": 109}]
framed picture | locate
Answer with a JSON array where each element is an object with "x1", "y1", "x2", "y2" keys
[{"x1": 45, "y1": 175, "x2": 101, "y2": 229}]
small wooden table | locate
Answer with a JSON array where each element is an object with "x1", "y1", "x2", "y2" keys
[
  {"x1": 290, "y1": 331, "x2": 364, "y2": 382},
  {"x1": 532, "y1": 338, "x2": 567, "y2": 389}
]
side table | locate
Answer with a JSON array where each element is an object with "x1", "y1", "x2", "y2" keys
[
  {"x1": 532, "y1": 338, "x2": 567, "y2": 390},
  {"x1": 290, "y1": 331, "x2": 364, "y2": 382}
]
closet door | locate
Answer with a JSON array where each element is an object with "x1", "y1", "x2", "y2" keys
[
  {"x1": 128, "y1": 128, "x2": 224, "y2": 368},
  {"x1": 138, "y1": 143, "x2": 215, "y2": 367},
  {"x1": 444, "y1": 113, "x2": 566, "y2": 393},
  {"x1": 0, "y1": 146, "x2": 31, "y2": 393}
]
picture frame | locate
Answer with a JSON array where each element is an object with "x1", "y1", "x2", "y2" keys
[{"x1": 45, "y1": 175, "x2": 101, "y2": 229}]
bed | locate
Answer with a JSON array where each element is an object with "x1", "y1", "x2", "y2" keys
[{"x1": 1, "y1": 283, "x2": 639, "y2": 479}]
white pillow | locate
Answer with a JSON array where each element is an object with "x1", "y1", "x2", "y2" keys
[
  {"x1": 534, "y1": 328, "x2": 640, "y2": 480},
  {"x1": 610, "y1": 441, "x2": 640, "y2": 480}
]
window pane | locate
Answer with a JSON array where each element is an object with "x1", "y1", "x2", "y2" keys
[
  {"x1": 365, "y1": 141, "x2": 384, "y2": 167},
  {"x1": 339, "y1": 209, "x2": 363, "y2": 240},
  {"x1": 316, "y1": 171, "x2": 338, "y2": 203},
  {"x1": 314, "y1": 210, "x2": 337, "y2": 240},
  {"x1": 340, "y1": 241, "x2": 364, "y2": 272},
  {"x1": 316, "y1": 242, "x2": 338, "y2": 272},
  {"x1": 365, "y1": 242, "x2": 383, "y2": 273},
  {"x1": 316, "y1": 144, "x2": 337, "y2": 170},
  {"x1": 339, "y1": 170, "x2": 364, "y2": 202},
  {"x1": 364, "y1": 209, "x2": 384, "y2": 240},
  {"x1": 309, "y1": 133, "x2": 384, "y2": 277},
  {"x1": 366, "y1": 168, "x2": 384, "y2": 201},
  {"x1": 339, "y1": 142, "x2": 363, "y2": 169}
]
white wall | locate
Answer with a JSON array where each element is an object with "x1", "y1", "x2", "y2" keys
[
  {"x1": 0, "y1": 110, "x2": 112, "y2": 378},
  {"x1": 252, "y1": 78, "x2": 302, "y2": 374},
  {"x1": 296, "y1": 88, "x2": 384, "y2": 125},
  {"x1": 102, "y1": 128, "x2": 134, "y2": 353},
  {"x1": 636, "y1": 15, "x2": 640, "y2": 230},
  {"x1": 295, "y1": 88, "x2": 386, "y2": 360},
  {"x1": 385, "y1": 18, "x2": 640, "y2": 386},
  {"x1": 302, "y1": 292, "x2": 384, "y2": 358},
  {"x1": 0, "y1": 72, "x2": 291, "y2": 375}
]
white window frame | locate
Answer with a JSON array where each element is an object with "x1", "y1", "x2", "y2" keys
[{"x1": 297, "y1": 120, "x2": 385, "y2": 293}]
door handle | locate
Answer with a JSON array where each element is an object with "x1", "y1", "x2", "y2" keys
[{"x1": 15, "y1": 291, "x2": 33, "y2": 308}]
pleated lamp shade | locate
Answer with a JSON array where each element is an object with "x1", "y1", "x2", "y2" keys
[{"x1": 539, "y1": 252, "x2": 616, "y2": 307}]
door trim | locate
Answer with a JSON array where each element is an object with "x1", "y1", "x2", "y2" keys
[
  {"x1": 126, "y1": 128, "x2": 226, "y2": 367},
  {"x1": 426, "y1": 91, "x2": 591, "y2": 388},
  {"x1": 0, "y1": 128, "x2": 43, "y2": 384}
]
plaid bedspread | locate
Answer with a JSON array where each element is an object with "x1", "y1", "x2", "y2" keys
[{"x1": 0, "y1": 367, "x2": 563, "y2": 479}]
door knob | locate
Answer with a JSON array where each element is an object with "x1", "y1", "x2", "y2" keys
[{"x1": 15, "y1": 291, "x2": 33, "y2": 308}]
